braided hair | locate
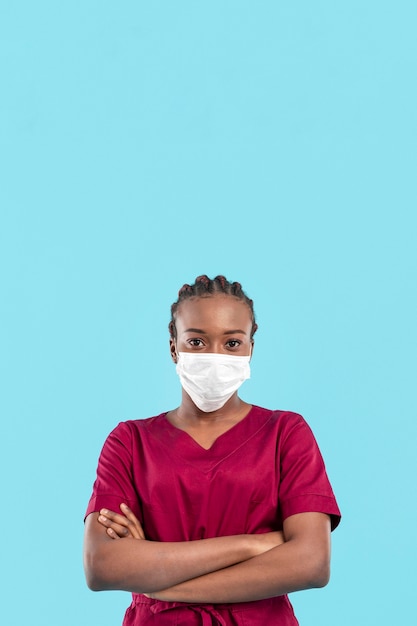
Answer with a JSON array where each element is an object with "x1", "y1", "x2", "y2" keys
[{"x1": 169, "y1": 275, "x2": 258, "y2": 339}]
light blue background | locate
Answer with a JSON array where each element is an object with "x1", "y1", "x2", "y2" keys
[{"x1": 1, "y1": 2, "x2": 416, "y2": 624}]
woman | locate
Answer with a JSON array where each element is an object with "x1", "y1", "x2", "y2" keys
[{"x1": 84, "y1": 275, "x2": 341, "y2": 625}]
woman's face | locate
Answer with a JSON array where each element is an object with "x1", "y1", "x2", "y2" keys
[{"x1": 170, "y1": 294, "x2": 254, "y2": 361}]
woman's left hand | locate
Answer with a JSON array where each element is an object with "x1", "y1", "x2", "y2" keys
[{"x1": 98, "y1": 503, "x2": 145, "y2": 540}]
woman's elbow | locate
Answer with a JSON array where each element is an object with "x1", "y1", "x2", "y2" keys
[
  {"x1": 85, "y1": 568, "x2": 106, "y2": 592},
  {"x1": 307, "y1": 554, "x2": 331, "y2": 588},
  {"x1": 312, "y1": 567, "x2": 330, "y2": 588},
  {"x1": 85, "y1": 574, "x2": 104, "y2": 592},
  {"x1": 83, "y1": 548, "x2": 113, "y2": 591}
]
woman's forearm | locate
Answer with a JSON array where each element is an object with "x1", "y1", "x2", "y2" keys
[
  {"x1": 84, "y1": 515, "x2": 282, "y2": 593},
  {"x1": 146, "y1": 542, "x2": 328, "y2": 603},
  {"x1": 146, "y1": 515, "x2": 331, "y2": 603}
]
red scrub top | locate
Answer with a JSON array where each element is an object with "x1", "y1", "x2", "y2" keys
[{"x1": 85, "y1": 405, "x2": 341, "y2": 625}]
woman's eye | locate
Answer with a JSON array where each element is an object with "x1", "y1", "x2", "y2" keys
[
  {"x1": 226, "y1": 340, "x2": 241, "y2": 349},
  {"x1": 188, "y1": 339, "x2": 204, "y2": 347}
]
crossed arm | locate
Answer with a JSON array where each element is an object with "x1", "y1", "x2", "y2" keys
[{"x1": 83, "y1": 505, "x2": 331, "y2": 603}]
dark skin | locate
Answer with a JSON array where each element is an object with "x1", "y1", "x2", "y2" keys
[
  {"x1": 84, "y1": 294, "x2": 331, "y2": 601},
  {"x1": 167, "y1": 294, "x2": 255, "y2": 449}
]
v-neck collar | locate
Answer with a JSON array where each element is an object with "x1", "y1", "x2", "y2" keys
[{"x1": 145, "y1": 405, "x2": 274, "y2": 473}]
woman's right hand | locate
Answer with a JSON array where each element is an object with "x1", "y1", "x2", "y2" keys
[
  {"x1": 97, "y1": 505, "x2": 283, "y2": 557},
  {"x1": 98, "y1": 503, "x2": 145, "y2": 540}
]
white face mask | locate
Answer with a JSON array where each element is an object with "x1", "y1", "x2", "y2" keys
[{"x1": 175, "y1": 351, "x2": 251, "y2": 412}]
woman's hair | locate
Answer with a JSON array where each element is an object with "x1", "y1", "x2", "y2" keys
[{"x1": 169, "y1": 274, "x2": 258, "y2": 339}]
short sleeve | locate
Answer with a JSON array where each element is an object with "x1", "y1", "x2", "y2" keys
[
  {"x1": 278, "y1": 414, "x2": 341, "y2": 531},
  {"x1": 84, "y1": 422, "x2": 142, "y2": 521}
]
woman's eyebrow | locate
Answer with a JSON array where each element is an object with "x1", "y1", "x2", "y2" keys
[{"x1": 183, "y1": 328, "x2": 247, "y2": 335}]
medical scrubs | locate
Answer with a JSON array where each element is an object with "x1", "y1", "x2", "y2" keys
[{"x1": 85, "y1": 405, "x2": 341, "y2": 625}]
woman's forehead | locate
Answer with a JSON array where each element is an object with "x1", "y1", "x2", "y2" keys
[{"x1": 175, "y1": 294, "x2": 252, "y2": 328}]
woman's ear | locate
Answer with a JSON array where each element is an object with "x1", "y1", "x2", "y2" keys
[{"x1": 169, "y1": 338, "x2": 178, "y2": 363}]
